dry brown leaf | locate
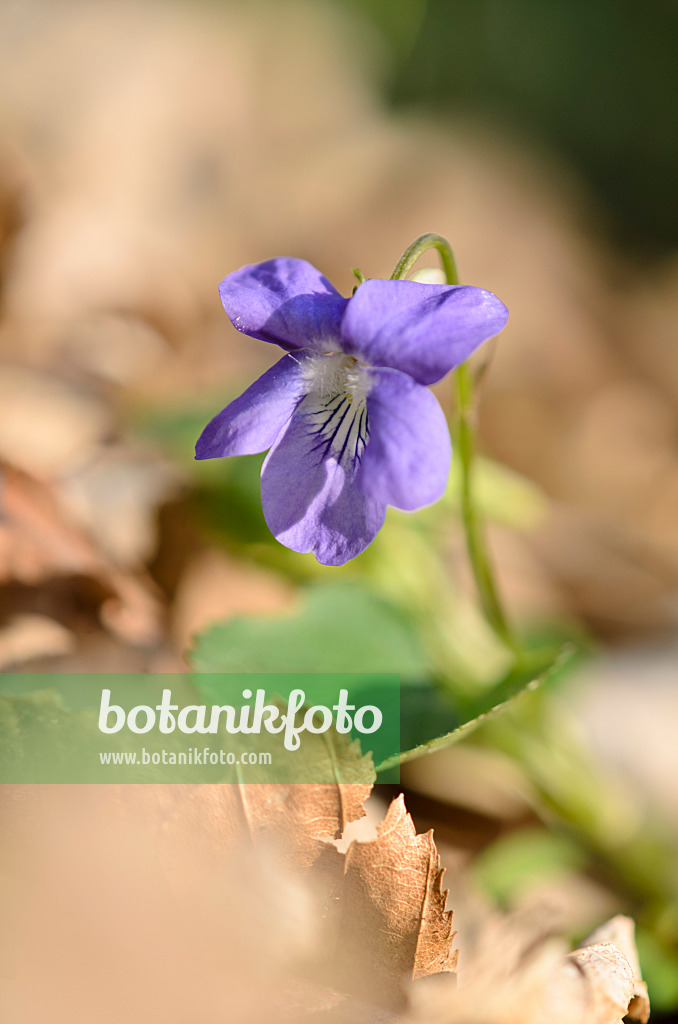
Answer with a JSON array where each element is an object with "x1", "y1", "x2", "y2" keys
[
  {"x1": 580, "y1": 916, "x2": 650, "y2": 1022},
  {"x1": 327, "y1": 794, "x2": 456, "y2": 1010},
  {"x1": 407, "y1": 908, "x2": 649, "y2": 1024},
  {"x1": 566, "y1": 942, "x2": 637, "y2": 1024},
  {"x1": 0, "y1": 463, "x2": 164, "y2": 647},
  {"x1": 0, "y1": 465, "x2": 104, "y2": 583},
  {"x1": 145, "y1": 777, "x2": 375, "y2": 882}
]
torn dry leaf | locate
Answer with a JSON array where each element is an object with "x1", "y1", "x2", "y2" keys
[
  {"x1": 326, "y1": 794, "x2": 456, "y2": 1009},
  {"x1": 144, "y1": 771, "x2": 375, "y2": 879}
]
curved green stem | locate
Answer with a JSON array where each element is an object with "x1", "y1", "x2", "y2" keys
[
  {"x1": 391, "y1": 233, "x2": 518, "y2": 655},
  {"x1": 389, "y1": 232, "x2": 460, "y2": 287}
]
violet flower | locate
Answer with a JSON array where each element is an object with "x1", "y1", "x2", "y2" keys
[{"x1": 196, "y1": 258, "x2": 508, "y2": 566}]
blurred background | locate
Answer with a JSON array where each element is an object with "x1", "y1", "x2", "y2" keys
[{"x1": 0, "y1": 0, "x2": 677, "y2": 1013}]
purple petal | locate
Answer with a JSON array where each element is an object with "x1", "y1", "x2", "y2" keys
[
  {"x1": 341, "y1": 279, "x2": 508, "y2": 385},
  {"x1": 357, "y1": 368, "x2": 451, "y2": 510},
  {"x1": 220, "y1": 258, "x2": 348, "y2": 352},
  {"x1": 195, "y1": 352, "x2": 308, "y2": 459},
  {"x1": 261, "y1": 402, "x2": 386, "y2": 566}
]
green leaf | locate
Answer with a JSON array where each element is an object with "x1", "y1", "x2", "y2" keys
[
  {"x1": 454, "y1": 640, "x2": 581, "y2": 720},
  {"x1": 375, "y1": 688, "x2": 525, "y2": 772},
  {"x1": 376, "y1": 647, "x2": 571, "y2": 773},
  {"x1": 0, "y1": 681, "x2": 378, "y2": 785},
  {"x1": 189, "y1": 581, "x2": 429, "y2": 676}
]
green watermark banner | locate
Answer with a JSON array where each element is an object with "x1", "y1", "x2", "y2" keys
[{"x1": 0, "y1": 673, "x2": 400, "y2": 783}]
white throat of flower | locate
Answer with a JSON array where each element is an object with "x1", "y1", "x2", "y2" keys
[{"x1": 301, "y1": 353, "x2": 371, "y2": 468}]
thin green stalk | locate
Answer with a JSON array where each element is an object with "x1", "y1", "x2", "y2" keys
[
  {"x1": 454, "y1": 361, "x2": 518, "y2": 652},
  {"x1": 390, "y1": 232, "x2": 460, "y2": 287},
  {"x1": 391, "y1": 233, "x2": 518, "y2": 654}
]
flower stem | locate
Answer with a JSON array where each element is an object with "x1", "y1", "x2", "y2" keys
[
  {"x1": 391, "y1": 233, "x2": 518, "y2": 655},
  {"x1": 454, "y1": 361, "x2": 518, "y2": 653},
  {"x1": 390, "y1": 232, "x2": 460, "y2": 288}
]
